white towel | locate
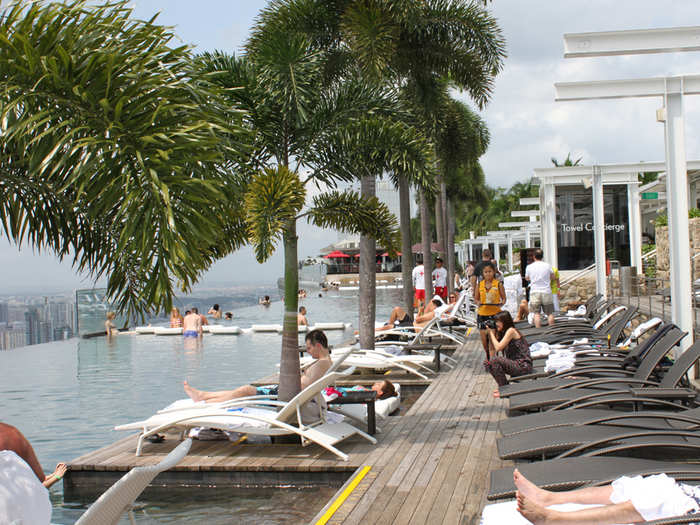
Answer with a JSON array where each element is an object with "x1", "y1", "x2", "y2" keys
[
  {"x1": 529, "y1": 341, "x2": 551, "y2": 358},
  {"x1": 544, "y1": 349, "x2": 576, "y2": 373}
]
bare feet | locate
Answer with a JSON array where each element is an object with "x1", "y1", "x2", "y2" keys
[
  {"x1": 183, "y1": 380, "x2": 204, "y2": 402},
  {"x1": 517, "y1": 491, "x2": 552, "y2": 525},
  {"x1": 514, "y1": 469, "x2": 552, "y2": 506}
]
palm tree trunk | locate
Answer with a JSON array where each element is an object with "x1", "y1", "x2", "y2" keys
[
  {"x1": 440, "y1": 179, "x2": 448, "y2": 259},
  {"x1": 399, "y1": 177, "x2": 413, "y2": 313},
  {"x1": 447, "y1": 197, "x2": 456, "y2": 294},
  {"x1": 419, "y1": 187, "x2": 433, "y2": 300},
  {"x1": 435, "y1": 176, "x2": 445, "y2": 260},
  {"x1": 278, "y1": 219, "x2": 301, "y2": 402},
  {"x1": 359, "y1": 175, "x2": 376, "y2": 350}
]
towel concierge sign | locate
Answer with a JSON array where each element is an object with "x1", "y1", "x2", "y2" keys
[{"x1": 561, "y1": 223, "x2": 626, "y2": 233}]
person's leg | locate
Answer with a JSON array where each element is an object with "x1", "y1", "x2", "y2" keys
[
  {"x1": 485, "y1": 356, "x2": 509, "y2": 387},
  {"x1": 514, "y1": 469, "x2": 613, "y2": 506},
  {"x1": 389, "y1": 306, "x2": 407, "y2": 325},
  {"x1": 183, "y1": 382, "x2": 257, "y2": 403},
  {"x1": 517, "y1": 492, "x2": 643, "y2": 525},
  {"x1": 479, "y1": 329, "x2": 490, "y2": 358}
]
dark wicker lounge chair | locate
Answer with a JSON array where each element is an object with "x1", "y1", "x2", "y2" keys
[
  {"x1": 488, "y1": 456, "x2": 700, "y2": 500},
  {"x1": 506, "y1": 331, "x2": 693, "y2": 414},
  {"x1": 499, "y1": 324, "x2": 679, "y2": 398}
]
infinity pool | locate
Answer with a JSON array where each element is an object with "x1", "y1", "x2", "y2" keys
[{"x1": 1, "y1": 288, "x2": 403, "y2": 524}]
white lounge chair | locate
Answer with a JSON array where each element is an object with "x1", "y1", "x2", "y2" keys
[
  {"x1": 75, "y1": 438, "x2": 192, "y2": 525},
  {"x1": 301, "y1": 348, "x2": 439, "y2": 380},
  {"x1": 115, "y1": 371, "x2": 375, "y2": 461}
]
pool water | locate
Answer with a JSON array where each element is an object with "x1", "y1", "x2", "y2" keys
[{"x1": 1, "y1": 288, "x2": 403, "y2": 524}]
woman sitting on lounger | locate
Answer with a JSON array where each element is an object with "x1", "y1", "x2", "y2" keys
[
  {"x1": 184, "y1": 329, "x2": 331, "y2": 403},
  {"x1": 484, "y1": 311, "x2": 532, "y2": 397},
  {"x1": 509, "y1": 468, "x2": 700, "y2": 525}
]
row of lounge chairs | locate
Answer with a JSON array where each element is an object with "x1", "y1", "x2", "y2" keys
[{"x1": 483, "y1": 296, "x2": 700, "y2": 524}]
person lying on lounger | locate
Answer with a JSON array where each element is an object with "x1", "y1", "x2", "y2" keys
[
  {"x1": 328, "y1": 380, "x2": 398, "y2": 400},
  {"x1": 184, "y1": 329, "x2": 331, "y2": 403},
  {"x1": 375, "y1": 307, "x2": 414, "y2": 332},
  {"x1": 512, "y1": 467, "x2": 700, "y2": 525}
]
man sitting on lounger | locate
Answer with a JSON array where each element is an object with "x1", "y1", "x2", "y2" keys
[
  {"x1": 184, "y1": 329, "x2": 331, "y2": 403},
  {"x1": 512, "y1": 468, "x2": 700, "y2": 524}
]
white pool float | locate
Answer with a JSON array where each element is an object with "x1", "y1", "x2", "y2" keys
[
  {"x1": 251, "y1": 324, "x2": 283, "y2": 333},
  {"x1": 208, "y1": 325, "x2": 242, "y2": 335},
  {"x1": 153, "y1": 327, "x2": 183, "y2": 336},
  {"x1": 311, "y1": 322, "x2": 352, "y2": 331},
  {"x1": 135, "y1": 326, "x2": 155, "y2": 334}
]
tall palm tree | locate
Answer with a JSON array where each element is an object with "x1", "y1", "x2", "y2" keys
[
  {"x1": 0, "y1": 0, "x2": 249, "y2": 320},
  {"x1": 435, "y1": 98, "x2": 490, "y2": 289},
  {"x1": 255, "y1": 0, "x2": 505, "y2": 313},
  {"x1": 196, "y1": 28, "x2": 432, "y2": 398}
]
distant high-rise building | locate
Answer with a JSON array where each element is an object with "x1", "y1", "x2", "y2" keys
[
  {"x1": 0, "y1": 303, "x2": 8, "y2": 323},
  {"x1": 24, "y1": 308, "x2": 40, "y2": 346}
]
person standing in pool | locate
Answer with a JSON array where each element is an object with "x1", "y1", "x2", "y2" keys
[
  {"x1": 183, "y1": 308, "x2": 202, "y2": 337},
  {"x1": 207, "y1": 304, "x2": 222, "y2": 319},
  {"x1": 298, "y1": 306, "x2": 309, "y2": 326}
]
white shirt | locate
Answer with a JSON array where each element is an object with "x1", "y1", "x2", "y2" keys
[
  {"x1": 432, "y1": 267, "x2": 447, "y2": 287},
  {"x1": 525, "y1": 260, "x2": 554, "y2": 293},
  {"x1": 412, "y1": 265, "x2": 425, "y2": 290},
  {"x1": 0, "y1": 450, "x2": 52, "y2": 525}
]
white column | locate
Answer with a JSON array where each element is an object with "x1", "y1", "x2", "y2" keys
[
  {"x1": 507, "y1": 234, "x2": 514, "y2": 271},
  {"x1": 493, "y1": 240, "x2": 500, "y2": 267},
  {"x1": 542, "y1": 181, "x2": 558, "y2": 268},
  {"x1": 627, "y1": 182, "x2": 643, "y2": 273},
  {"x1": 468, "y1": 241, "x2": 473, "y2": 262},
  {"x1": 663, "y1": 90, "x2": 693, "y2": 353},
  {"x1": 592, "y1": 167, "x2": 607, "y2": 298},
  {"x1": 525, "y1": 230, "x2": 532, "y2": 248},
  {"x1": 482, "y1": 239, "x2": 489, "y2": 251}
]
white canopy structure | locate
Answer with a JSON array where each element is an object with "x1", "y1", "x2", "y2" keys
[{"x1": 554, "y1": 26, "x2": 700, "y2": 352}]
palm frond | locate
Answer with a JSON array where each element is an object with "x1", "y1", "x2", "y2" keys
[
  {"x1": 307, "y1": 190, "x2": 399, "y2": 251},
  {"x1": 245, "y1": 166, "x2": 306, "y2": 262}
]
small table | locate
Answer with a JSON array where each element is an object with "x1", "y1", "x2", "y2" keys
[{"x1": 328, "y1": 390, "x2": 377, "y2": 435}]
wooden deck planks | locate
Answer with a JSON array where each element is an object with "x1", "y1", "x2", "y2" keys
[
  {"x1": 334, "y1": 337, "x2": 509, "y2": 525},
  {"x1": 68, "y1": 333, "x2": 510, "y2": 524}
]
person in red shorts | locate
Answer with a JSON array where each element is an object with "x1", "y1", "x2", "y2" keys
[
  {"x1": 432, "y1": 257, "x2": 448, "y2": 300},
  {"x1": 412, "y1": 258, "x2": 426, "y2": 309}
]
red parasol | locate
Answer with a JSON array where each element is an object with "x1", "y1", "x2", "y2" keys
[{"x1": 323, "y1": 250, "x2": 350, "y2": 258}]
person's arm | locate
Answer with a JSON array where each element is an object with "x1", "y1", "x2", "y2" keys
[
  {"x1": 473, "y1": 279, "x2": 480, "y2": 305},
  {"x1": 43, "y1": 463, "x2": 68, "y2": 488},
  {"x1": 499, "y1": 282, "x2": 506, "y2": 305},
  {"x1": 487, "y1": 327, "x2": 516, "y2": 353}
]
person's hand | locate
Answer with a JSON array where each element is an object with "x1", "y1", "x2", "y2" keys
[{"x1": 54, "y1": 463, "x2": 68, "y2": 478}]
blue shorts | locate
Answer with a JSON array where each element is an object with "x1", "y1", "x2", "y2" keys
[
  {"x1": 256, "y1": 385, "x2": 279, "y2": 396},
  {"x1": 183, "y1": 330, "x2": 199, "y2": 337}
]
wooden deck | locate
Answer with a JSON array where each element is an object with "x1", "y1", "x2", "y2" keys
[
  {"x1": 315, "y1": 337, "x2": 508, "y2": 525},
  {"x1": 65, "y1": 336, "x2": 509, "y2": 523}
]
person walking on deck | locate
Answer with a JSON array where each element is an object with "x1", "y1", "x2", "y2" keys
[
  {"x1": 525, "y1": 249, "x2": 555, "y2": 328},
  {"x1": 412, "y1": 259, "x2": 426, "y2": 310}
]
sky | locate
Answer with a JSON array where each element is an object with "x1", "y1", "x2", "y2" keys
[{"x1": 3, "y1": 0, "x2": 700, "y2": 293}]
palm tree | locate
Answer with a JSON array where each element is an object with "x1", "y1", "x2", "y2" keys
[
  {"x1": 196, "y1": 29, "x2": 432, "y2": 398},
  {"x1": 254, "y1": 0, "x2": 506, "y2": 312},
  {"x1": 434, "y1": 98, "x2": 490, "y2": 290},
  {"x1": 0, "y1": 1, "x2": 249, "y2": 320},
  {"x1": 551, "y1": 153, "x2": 583, "y2": 167}
]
